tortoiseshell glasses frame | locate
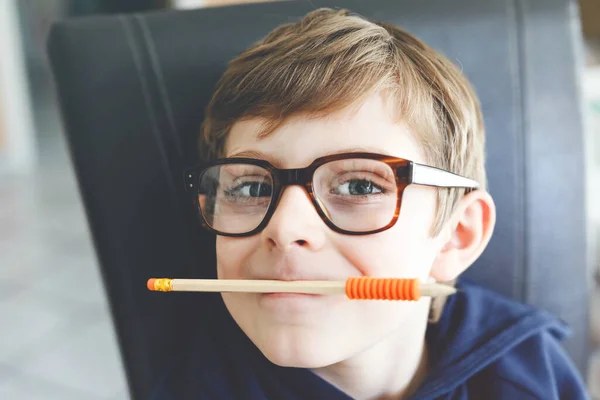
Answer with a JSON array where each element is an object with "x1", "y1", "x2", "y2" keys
[{"x1": 183, "y1": 152, "x2": 479, "y2": 237}]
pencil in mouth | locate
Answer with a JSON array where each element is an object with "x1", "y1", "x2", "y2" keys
[{"x1": 146, "y1": 277, "x2": 456, "y2": 301}]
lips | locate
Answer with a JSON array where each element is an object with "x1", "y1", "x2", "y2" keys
[
  {"x1": 252, "y1": 273, "x2": 343, "y2": 314},
  {"x1": 241, "y1": 250, "x2": 355, "y2": 313},
  {"x1": 257, "y1": 291, "x2": 331, "y2": 315}
]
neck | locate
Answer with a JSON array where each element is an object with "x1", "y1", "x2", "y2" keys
[{"x1": 311, "y1": 300, "x2": 431, "y2": 400}]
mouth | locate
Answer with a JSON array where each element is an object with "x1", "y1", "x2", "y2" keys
[
  {"x1": 254, "y1": 278, "x2": 337, "y2": 301},
  {"x1": 256, "y1": 289, "x2": 331, "y2": 314}
]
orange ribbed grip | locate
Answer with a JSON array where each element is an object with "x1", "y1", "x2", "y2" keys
[{"x1": 345, "y1": 277, "x2": 420, "y2": 301}]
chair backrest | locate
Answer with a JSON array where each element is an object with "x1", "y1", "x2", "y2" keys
[{"x1": 47, "y1": 0, "x2": 589, "y2": 398}]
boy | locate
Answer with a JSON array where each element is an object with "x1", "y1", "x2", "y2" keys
[{"x1": 153, "y1": 8, "x2": 589, "y2": 399}]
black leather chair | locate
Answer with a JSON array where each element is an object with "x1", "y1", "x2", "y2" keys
[{"x1": 47, "y1": 0, "x2": 590, "y2": 398}]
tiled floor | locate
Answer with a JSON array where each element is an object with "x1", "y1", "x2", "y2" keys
[{"x1": 0, "y1": 126, "x2": 130, "y2": 397}]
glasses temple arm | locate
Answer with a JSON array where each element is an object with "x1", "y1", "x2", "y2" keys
[{"x1": 409, "y1": 163, "x2": 480, "y2": 189}]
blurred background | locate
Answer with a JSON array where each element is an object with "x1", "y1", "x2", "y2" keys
[{"x1": 0, "y1": 0, "x2": 599, "y2": 399}]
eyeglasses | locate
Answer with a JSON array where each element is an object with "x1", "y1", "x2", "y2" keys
[{"x1": 183, "y1": 152, "x2": 479, "y2": 237}]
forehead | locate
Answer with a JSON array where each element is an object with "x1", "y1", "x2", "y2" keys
[{"x1": 225, "y1": 92, "x2": 425, "y2": 167}]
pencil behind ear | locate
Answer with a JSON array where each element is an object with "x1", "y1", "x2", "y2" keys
[{"x1": 430, "y1": 190, "x2": 496, "y2": 282}]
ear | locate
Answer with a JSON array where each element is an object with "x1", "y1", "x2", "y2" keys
[{"x1": 430, "y1": 190, "x2": 496, "y2": 282}]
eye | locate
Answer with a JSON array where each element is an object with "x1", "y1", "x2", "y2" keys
[
  {"x1": 228, "y1": 181, "x2": 272, "y2": 198},
  {"x1": 336, "y1": 179, "x2": 383, "y2": 195}
]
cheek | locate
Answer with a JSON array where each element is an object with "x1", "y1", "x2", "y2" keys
[
  {"x1": 216, "y1": 236, "x2": 259, "y2": 279},
  {"x1": 340, "y1": 186, "x2": 439, "y2": 279}
]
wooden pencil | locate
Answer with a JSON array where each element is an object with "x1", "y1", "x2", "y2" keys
[{"x1": 147, "y1": 277, "x2": 456, "y2": 301}]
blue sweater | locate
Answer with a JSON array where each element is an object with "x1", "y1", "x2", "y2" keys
[{"x1": 151, "y1": 279, "x2": 590, "y2": 399}]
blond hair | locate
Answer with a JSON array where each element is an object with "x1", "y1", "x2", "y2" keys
[{"x1": 200, "y1": 8, "x2": 486, "y2": 237}]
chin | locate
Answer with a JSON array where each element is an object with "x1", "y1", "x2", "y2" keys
[
  {"x1": 255, "y1": 329, "x2": 341, "y2": 368},
  {"x1": 223, "y1": 293, "x2": 353, "y2": 368}
]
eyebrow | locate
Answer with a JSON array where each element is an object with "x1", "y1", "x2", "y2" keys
[
  {"x1": 226, "y1": 147, "x2": 393, "y2": 166},
  {"x1": 227, "y1": 150, "x2": 284, "y2": 165},
  {"x1": 323, "y1": 147, "x2": 392, "y2": 157}
]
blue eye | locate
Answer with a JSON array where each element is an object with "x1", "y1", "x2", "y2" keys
[{"x1": 336, "y1": 179, "x2": 383, "y2": 195}]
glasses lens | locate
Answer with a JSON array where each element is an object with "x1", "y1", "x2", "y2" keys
[
  {"x1": 197, "y1": 163, "x2": 273, "y2": 234},
  {"x1": 313, "y1": 158, "x2": 398, "y2": 232}
]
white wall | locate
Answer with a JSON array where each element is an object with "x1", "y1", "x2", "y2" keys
[{"x1": 0, "y1": 0, "x2": 37, "y2": 174}]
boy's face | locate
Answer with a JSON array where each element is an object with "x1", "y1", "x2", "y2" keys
[{"x1": 217, "y1": 92, "x2": 446, "y2": 368}]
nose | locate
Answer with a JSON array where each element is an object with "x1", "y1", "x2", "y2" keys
[{"x1": 261, "y1": 186, "x2": 327, "y2": 251}]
